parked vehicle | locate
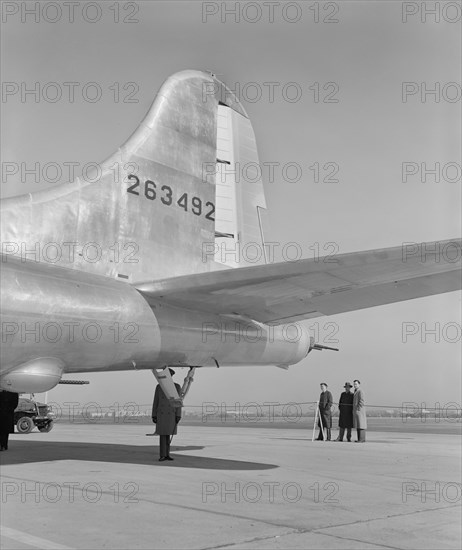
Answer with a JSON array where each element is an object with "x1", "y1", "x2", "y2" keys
[{"x1": 14, "y1": 397, "x2": 53, "y2": 434}]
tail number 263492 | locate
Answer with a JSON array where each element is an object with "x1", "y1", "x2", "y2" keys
[{"x1": 126, "y1": 174, "x2": 215, "y2": 222}]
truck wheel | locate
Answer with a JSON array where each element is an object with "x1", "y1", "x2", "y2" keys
[
  {"x1": 16, "y1": 416, "x2": 34, "y2": 434},
  {"x1": 39, "y1": 422, "x2": 53, "y2": 433}
]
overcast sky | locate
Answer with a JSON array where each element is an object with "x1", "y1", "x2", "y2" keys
[{"x1": 1, "y1": 1, "x2": 461, "y2": 413}]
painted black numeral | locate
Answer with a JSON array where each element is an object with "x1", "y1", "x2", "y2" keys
[
  {"x1": 192, "y1": 196, "x2": 202, "y2": 216},
  {"x1": 177, "y1": 193, "x2": 188, "y2": 211},
  {"x1": 205, "y1": 201, "x2": 215, "y2": 221},
  {"x1": 127, "y1": 174, "x2": 140, "y2": 195},
  {"x1": 144, "y1": 180, "x2": 156, "y2": 200},
  {"x1": 161, "y1": 185, "x2": 173, "y2": 206}
]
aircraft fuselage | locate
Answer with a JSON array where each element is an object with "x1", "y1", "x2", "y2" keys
[{"x1": 0, "y1": 254, "x2": 311, "y2": 392}]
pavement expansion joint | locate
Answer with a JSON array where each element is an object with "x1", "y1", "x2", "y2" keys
[
  {"x1": 200, "y1": 530, "x2": 298, "y2": 550},
  {"x1": 310, "y1": 532, "x2": 402, "y2": 550}
]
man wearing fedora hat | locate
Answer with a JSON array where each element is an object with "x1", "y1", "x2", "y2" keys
[
  {"x1": 152, "y1": 368, "x2": 182, "y2": 461},
  {"x1": 316, "y1": 383, "x2": 333, "y2": 440},
  {"x1": 335, "y1": 382, "x2": 354, "y2": 441}
]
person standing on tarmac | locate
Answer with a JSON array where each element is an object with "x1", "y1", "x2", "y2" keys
[
  {"x1": 335, "y1": 382, "x2": 354, "y2": 441},
  {"x1": 316, "y1": 383, "x2": 333, "y2": 441},
  {"x1": 0, "y1": 390, "x2": 19, "y2": 451},
  {"x1": 152, "y1": 369, "x2": 182, "y2": 461},
  {"x1": 353, "y1": 379, "x2": 367, "y2": 442}
]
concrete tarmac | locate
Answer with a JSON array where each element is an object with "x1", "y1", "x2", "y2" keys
[{"x1": 1, "y1": 424, "x2": 460, "y2": 549}]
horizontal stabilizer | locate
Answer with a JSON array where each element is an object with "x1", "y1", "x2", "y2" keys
[{"x1": 136, "y1": 239, "x2": 461, "y2": 324}]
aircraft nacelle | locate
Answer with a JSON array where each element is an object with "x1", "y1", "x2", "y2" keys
[
  {"x1": 0, "y1": 357, "x2": 64, "y2": 393},
  {"x1": 150, "y1": 302, "x2": 312, "y2": 368}
]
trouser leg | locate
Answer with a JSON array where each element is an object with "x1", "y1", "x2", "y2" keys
[
  {"x1": 316, "y1": 422, "x2": 324, "y2": 440},
  {"x1": 346, "y1": 428, "x2": 352, "y2": 441},
  {"x1": 326, "y1": 428, "x2": 331, "y2": 441},
  {"x1": 159, "y1": 435, "x2": 169, "y2": 457},
  {"x1": 357, "y1": 429, "x2": 361, "y2": 441},
  {"x1": 166, "y1": 437, "x2": 171, "y2": 456},
  {"x1": 0, "y1": 432, "x2": 8, "y2": 449},
  {"x1": 336, "y1": 428, "x2": 345, "y2": 441}
]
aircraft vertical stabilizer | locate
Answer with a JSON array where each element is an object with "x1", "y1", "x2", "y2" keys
[{"x1": 0, "y1": 70, "x2": 268, "y2": 283}]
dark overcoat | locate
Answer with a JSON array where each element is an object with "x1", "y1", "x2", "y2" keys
[
  {"x1": 317, "y1": 390, "x2": 333, "y2": 429},
  {"x1": 353, "y1": 388, "x2": 367, "y2": 429},
  {"x1": 338, "y1": 391, "x2": 354, "y2": 428},
  {"x1": 152, "y1": 384, "x2": 182, "y2": 436},
  {"x1": 0, "y1": 391, "x2": 19, "y2": 434}
]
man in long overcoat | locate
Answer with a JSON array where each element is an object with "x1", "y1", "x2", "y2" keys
[
  {"x1": 0, "y1": 390, "x2": 19, "y2": 451},
  {"x1": 336, "y1": 382, "x2": 354, "y2": 441},
  {"x1": 152, "y1": 369, "x2": 182, "y2": 461},
  {"x1": 353, "y1": 379, "x2": 367, "y2": 442},
  {"x1": 316, "y1": 383, "x2": 333, "y2": 440}
]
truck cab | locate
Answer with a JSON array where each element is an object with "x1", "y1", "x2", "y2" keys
[{"x1": 14, "y1": 397, "x2": 54, "y2": 434}]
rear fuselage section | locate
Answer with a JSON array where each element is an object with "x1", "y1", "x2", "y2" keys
[{"x1": 0, "y1": 255, "x2": 310, "y2": 392}]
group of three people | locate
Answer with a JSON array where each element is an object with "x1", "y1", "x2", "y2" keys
[{"x1": 317, "y1": 380, "x2": 367, "y2": 442}]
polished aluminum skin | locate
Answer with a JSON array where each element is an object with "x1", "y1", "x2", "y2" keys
[
  {"x1": 1, "y1": 70, "x2": 460, "y2": 393},
  {"x1": 0, "y1": 70, "x2": 310, "y2": 392},
  {"x1": 1, "y1": 253, "x2": 309, "y2": 392},
  {"x1": 1, "y1": 71, "x2": 222, "y2": 282}
]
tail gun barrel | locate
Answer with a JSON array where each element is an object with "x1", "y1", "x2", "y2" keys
[{"x1": 312, "y1": 344, "x2": 339, "y2": 352}]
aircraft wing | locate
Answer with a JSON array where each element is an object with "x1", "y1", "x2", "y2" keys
[{"x1": 136, "y1": 239, "x2": 461, "y2": 324}]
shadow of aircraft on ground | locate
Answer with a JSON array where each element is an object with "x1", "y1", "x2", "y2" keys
[{"x1": 0, "y1": 441, "x2": 278, "y2": 470}]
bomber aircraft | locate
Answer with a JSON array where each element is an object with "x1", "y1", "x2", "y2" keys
[{"x1": 1, "y1": 70, "x2": 461, "y2": 403}]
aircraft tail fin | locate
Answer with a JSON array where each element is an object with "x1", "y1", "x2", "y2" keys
[{"x1": 1, "y1": 70, "x2": 268, "y2": 282}]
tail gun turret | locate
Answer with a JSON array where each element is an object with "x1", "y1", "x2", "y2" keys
[
  {"x1": 308, "y1": 336, "x2": 339, "y2": 353},
  {"x1": 312, "y1": 343, "x2": 339, "y2": 352}
]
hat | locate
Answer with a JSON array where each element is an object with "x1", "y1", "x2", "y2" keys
[{"x1": 344, "y1": 382, "x2": 352, "y2": 388}]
